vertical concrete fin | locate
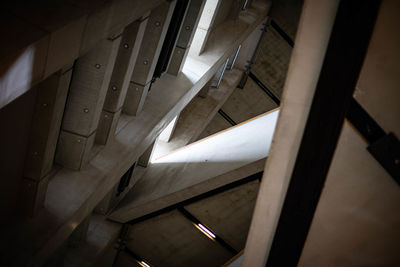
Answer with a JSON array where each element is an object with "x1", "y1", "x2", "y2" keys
[
  {"x1": 167, "y1": 0, "x2": 206, "y2": 75},
  {"x1": 20, "y1": 68, "x2": 72, "y2": 217},
  {"x1": 123, "y1": 1, "x2": 176, "y2": 116},
  {"x1": 56, "y1": 35, "x2": 121, "y2": 170}
]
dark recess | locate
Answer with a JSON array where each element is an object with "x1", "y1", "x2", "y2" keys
[{"x1": 153, "y1": 0, "x2": 189, "y2": 79}]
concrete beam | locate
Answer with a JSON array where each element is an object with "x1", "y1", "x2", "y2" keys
[
  {"x1": 2, "y1": 6, "x2": 270, "y2": 264},
  {"x1": 167, "y1": 0, "x2": 206, "y2": 75},
  {"x1": 158, "y1": 114, "x2": 180, "y2": 142},
  {"x1": 191, "y1": 0, "x2": 222, "y2": 55},
  {"x1": 137, "y1": 141, "x2": 156, "y2": 167},
  {"x1": 123, "y1": 1, "x2": 176, "y2": 116},
  {"x1": 103, "y1": 19, "x2": 148, "y2": 114},
  {"x1": 97, "y1": 18, "x2": 148, "y2": 145},
  {"x1": 0, "y1": 1, "x2": 165, "y2": 111},
  {"x1": 95, "y1": 162, "x2": 139, "y2": 215},
  {"x1": 95, "y1": 109, "x2": 122, "y2": 145},
  {"x1": 64, "y1": 214, "x2": 121, "y2": 267},
  {"x1": 110, "y1": 110, "x2": 279, "y2": 223},
  {"x1": 242, "y1": 0, "x2": 340, "y2": 265},
  {"x1": 150, "y1": 68, "x2": 243, "y2": 160},
  {"x1": 167, "y1": 46, "x2": 191, "y2": 76},
  {"x1": 197, "y1": 78, "x2": 213, "y2": 98},
  {"x1": 56, "y1": 35, "x2": 121, "y2": 170}
]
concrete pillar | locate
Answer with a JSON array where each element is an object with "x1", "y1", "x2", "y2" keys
[
  {"x1": 68, "y1": 214, "x2": 91, "y2": 248},
  {"x1": 242, "y1": 1, "x2": 339, "y2": 266},
  {"x1": 137, "y1": 141, "x2": 156, "y2": 167},
  {"x1": 191, "y1": 0, "x2": 222, "y2": 55},
  {"x1": 123, "y1": 1, "x2": 176, "y2": 116},
  {"x1": 167, "y1": 0, "x2": 206, "y2": 75},
  {"x1": 96, "y1": 18, "x2": 148, "y2": 145},
  {"x1": 20, "y1": 66, "x2": 73, "y2": 217},
  {"x1": 56, "y1": 33, "x2": 121, "y2": 170}
]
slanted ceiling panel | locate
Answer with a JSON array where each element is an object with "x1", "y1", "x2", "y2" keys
[
  {"x1": 185, "y1": 180, "x2": 260, "y2": 251},
  {"x1": 126, "y1": 210, "x2": 233, "y2": 267}
]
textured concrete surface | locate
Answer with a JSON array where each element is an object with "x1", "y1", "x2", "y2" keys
[
  {"x1": 0, "y1": 0, "x2": 165, "y2": 110},
  {"x1": 251, "y1": 27, "x2": 292, "y2": 98},
  {"x1": 269, "y1": 0, "x2": 303, "y2": 39},
  {"x1": 64, "y1": 214, "x2": 121, "y2": 267},
  {"x1": 199, "y1": 4, "x2": 293, "y2": 141},
  {"x1": 110, "y1": 110, "x2": 278, "y2": 223},
  {"x1": 222, "y1": 77, "x2": 278, "y2": 123},
  {"x1": 126, "y1": 210, "x2": 234, "y2": 267},
  {"x1": 152, "y1": 68, "x2": 242, "y2": 159},
  {"x1": 197, "y1": 72, "x2": 278, "y2": 140},
  {"x1": 196, "y1": 111, "x2": 232, "y2": 140},
  {"x1": 186, "y1": 180, "x2": 260, "y2": 251},
  {"x1": 114, "y1": 178, "x2": 259, "y2": 267},
  {"x1": 299, "y1": 1, "x2": 400, "y2": 264},
  {"x1": 0, "y1": 6, "x2": 269, "y2": 265},
  {"x1": 168, "y1": 0, "x2": 206, "y2": 75},
  {"x1": 299, "y1": 123, "x2": 400, "y2": 266}
]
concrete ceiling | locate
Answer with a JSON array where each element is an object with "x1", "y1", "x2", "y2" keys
[
  {"x1": 125, "y1": 209, "x2": 234, "y2": 267},
  {"x1": 222, "y1": 77, "x2": 278, "y2": 124},
  {"x1": 185, "y1": 180, "x2": 260, "y2": 252},
  {"x1": 251, "y1": 26, "x2": 292, "y2": 99},
  {"x1": 119, "y1": 180, "x2": 260, "y2": 267},
  {"x1": 197, "y1": 111, "x2": 232, "y2": 140}
]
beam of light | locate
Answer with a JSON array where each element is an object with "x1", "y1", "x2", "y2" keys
[
  {"x1": 138, "y1": 261, "x2": 151, "y2": 267},
  {"x1": 158, "y1": 116, "x2": 178, "y2": 142},
  {"x1": 0, "y1": 47, "x2": 35, "y2": 109},
  {"x1": 153, "y1": 110, "x2": 279, "y2": 164},
  {"x1": 195, "y1": 223, "x2": 216, "y2": 239}
]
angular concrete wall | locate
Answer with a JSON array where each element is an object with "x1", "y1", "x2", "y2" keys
[{"x1": 300, "y1": 1, "x2": 400, "y2": 265}]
